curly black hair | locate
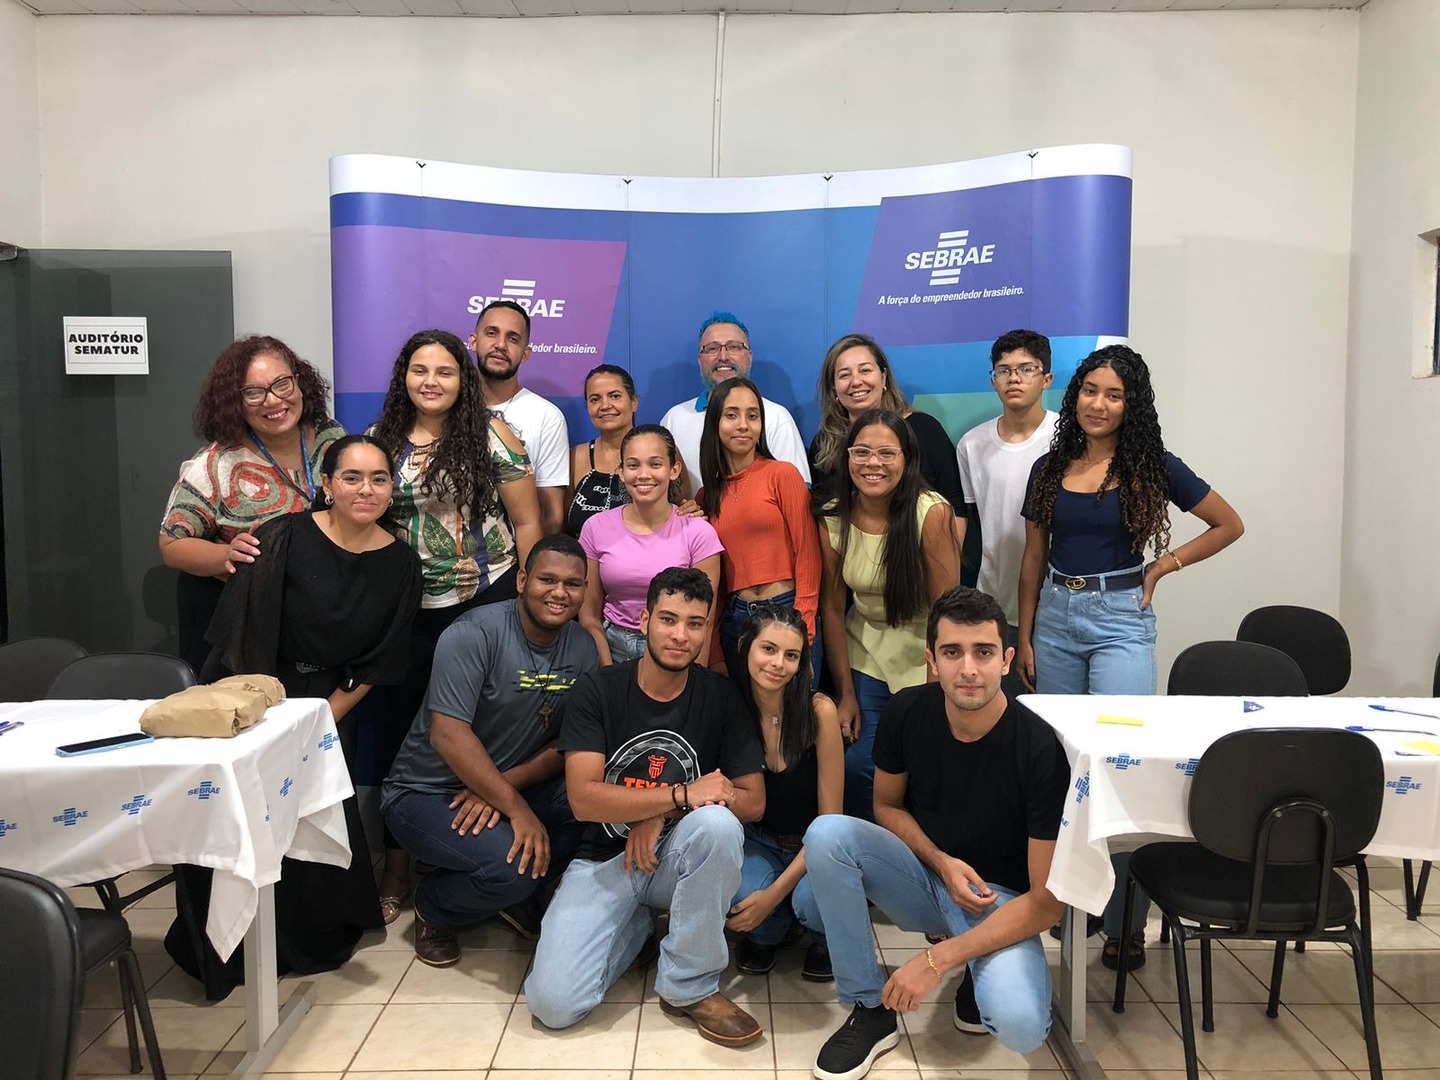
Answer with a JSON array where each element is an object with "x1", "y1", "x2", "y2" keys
[
  {"x1": 1024, "y1": 344, "x2": 1172, "y2": 557},
  {"x1": 193, "y1": 335, "x2": 331, "y2": 447},
  {"x1": 369, "y1": 329, "x2": 498, "y2": 518}
]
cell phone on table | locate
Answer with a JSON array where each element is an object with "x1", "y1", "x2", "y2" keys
[{"x1": 55, "y1": 732, "x2": 155, "y2": 757}]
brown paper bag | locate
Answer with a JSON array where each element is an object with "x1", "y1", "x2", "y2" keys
[{"x1": 139, "y1": 674, "x2": 287, "y2": 738}]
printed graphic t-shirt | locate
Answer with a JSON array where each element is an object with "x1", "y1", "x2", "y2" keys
[{"x1": 558, "y1": 660, "x2": 764, "y2": 862}]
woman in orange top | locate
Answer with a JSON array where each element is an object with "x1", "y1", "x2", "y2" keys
[{"x1": 698, "y1": 376, "x2": 823, "y2": 683}]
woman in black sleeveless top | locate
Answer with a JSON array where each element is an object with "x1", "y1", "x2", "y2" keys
[
  {"x1": 725, "y1": 606, "x2": 844, "y2": 980},
  {"x1": 567, "y1": 364, "x2": 637, "y2": 534}
]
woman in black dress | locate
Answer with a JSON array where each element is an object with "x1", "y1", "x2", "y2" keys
[{"x1": 168, "y1": 435, "x2": 422, "y2": 999}]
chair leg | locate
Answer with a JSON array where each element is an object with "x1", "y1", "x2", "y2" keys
[
  {"x1": 1169, "y1": 919, "x2": 1202, "y2": 1080},
  {"x1": 1347, "y1": 924, "x2": 1384, "y2": 1080},
  {"x1": 115, "y1": 959, "x2": 142, "y2": 1073},
  {"x1": 1356, "y1": 857, "x2": 1376, "y2": 988},
  {"x1": 1160, "y1": 918, "x2": 1170, "y2": 945},
  {"x1": 1416, "y1": 861, "x2": 1433, "y2": 920},
  {"x1": 1266, "y1": 940, "x2": 1286, "y2": 1019},
  {"x1": 1199, "y1": 933, "x2": 1215, "y2": 1033},
  {"x1": 1294, "y1": 938, "x2": 1306, "y2": 954},
  {"x1": 117, "y1": 947, "x2": 167, "y2": 1079},
  {"x1": 1113, "y1": 873, "x2": 1138, "y2": 1014}
]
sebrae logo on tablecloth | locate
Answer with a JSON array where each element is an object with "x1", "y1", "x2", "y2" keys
[
  {"x1": 188, "y1": 780, "x2": 222, "y2": 800},
  {"x1": 318, "y1": 733, "x2": 339, "y2": 752},
  {"x1": 1387, "y1": 776, "x2": 1423, "y2": 797},
  {"x1": 121, "y1": 794, "x2": 152, "y2": 816},
  {"x1": 0, "y1": 819, "x2": 17, "y2": 838},
  {"x1": 52, "y1": 807, "x2": 89, "y2": 827},
  {"x1": 1175, "y1": 758, "x2": 1200, "y2": 777},
  {"x1": 1104, "y1": 753, "x2": 1143, "y2": 771},
  {"x1": 1073, "y1": 773, "x2": 1091, "y2": 804},
  {"x1": 279, "y1": 777, "x2": 294, "y2": 797}
]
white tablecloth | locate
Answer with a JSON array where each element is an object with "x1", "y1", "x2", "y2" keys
[
  {"x1": 1022, "y1": 694, "x2": 1440, "y2": 916},
  {"x1": 0, "y1": 697, "x2": 353, "y2": 959}
]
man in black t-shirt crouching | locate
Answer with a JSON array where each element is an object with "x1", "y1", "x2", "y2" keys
[
  {"x1": 525, "y1": 566, "x2": 768, "y2": 1047},
  {"x1": 795, "y1": 586, "x2": 1070, "y2": 1080}
]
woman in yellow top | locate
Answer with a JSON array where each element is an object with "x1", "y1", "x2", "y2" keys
[{"x1": 818, "y1": 409, "x2": 961, "y2": 821}]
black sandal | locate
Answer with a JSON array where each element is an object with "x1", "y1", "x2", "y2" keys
[{"x1": 1100, "y1": 930, "x2": 1146, "y2": 971}]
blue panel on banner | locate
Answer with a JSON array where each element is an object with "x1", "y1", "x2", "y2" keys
[
  {"x1": 331, "y1": 192, "x2": 629, "y2": 241},
  {"x1": 1030, "y1": 174, "x2": 1132, "y2": 337},
  {"x1": 336, "y1": 391, "x2": 386, "y2": 436}
]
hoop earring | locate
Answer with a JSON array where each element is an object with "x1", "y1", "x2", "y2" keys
[{"x1": 324, "y1": 492, "x2": 333, "y2": 507}]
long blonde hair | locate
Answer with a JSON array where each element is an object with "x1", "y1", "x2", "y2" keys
[{"x1": 811, "y1": 333, "x2": 910, "y2": 474}]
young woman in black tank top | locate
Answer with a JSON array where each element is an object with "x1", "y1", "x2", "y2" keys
[
  {"x1": 567, "y1": 364, "x2": 637, "y2": 535},
  {"x1": 725, "y1": 606, "x2": 844, "y2": 980}
]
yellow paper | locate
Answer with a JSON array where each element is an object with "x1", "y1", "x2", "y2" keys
[
  {"x1": 1096, "y1": 714, "x2": 1145, "y2": 727},
  {"x1": 1401, "y1": 739, "x2": 1440, "y2": 755}
]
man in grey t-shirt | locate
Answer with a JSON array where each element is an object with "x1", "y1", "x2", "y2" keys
[{"x1": 382, "y1": 534, "x2": 599, "y2": 967}]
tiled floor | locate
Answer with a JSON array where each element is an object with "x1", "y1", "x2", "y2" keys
[{"x1": 66, "y1": 857, "x2": 1440, "y2": 1079}]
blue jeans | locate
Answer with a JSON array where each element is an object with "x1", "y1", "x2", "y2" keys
[
  {"x1": 1032, "y1": 570, "x2": 1157, "y2": 696},
  {"x1": 603, "y1": 619, "x2": 646, "y2": 664},
  {"x1": 525, "y1": 805, "x2": 743, "y2": 1027},
  {"x1": 729, "y1": 826, "x2": 818, "y2": 947},
  {"x1": 382, "y1": 775, "x2": 580, "y2": 928},
  {"x1": 844, "y1": 670, "x2": 891, "y2": 822},
  {"x1": 793, "y1": 815, "x2": 1052, "y2": 1054},
  {"x1": 1032, "y1": 569, "x2": 1155, "y2": 938},
  {"x1": 719, "y1": 590, "x2": 823, "y2": 690}
]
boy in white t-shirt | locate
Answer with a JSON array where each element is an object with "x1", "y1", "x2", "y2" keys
[{"x1": 955, "y1": 329, "x2": 1057, "y2": 697}]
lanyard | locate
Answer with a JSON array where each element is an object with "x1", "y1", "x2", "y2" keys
[{"x1": 250, "y1": 426, "x2": 314, "y2": 502}]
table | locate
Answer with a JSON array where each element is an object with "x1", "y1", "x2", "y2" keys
[
  {"x1": 1021, "y1": 693, "x2": 1440, "y2": 1080},
  {"x1": 0, "y1": 697, "x2": 354, "y2": 1078}
]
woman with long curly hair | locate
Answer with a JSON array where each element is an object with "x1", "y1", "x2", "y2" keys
[
  {"x1": 818, "y1": 409, "x2": 961, "y2": 821},
  {"x1": 367, "y1": 328, "x2": 542, "y2": 921},
  {"x1": 808, "y1": 334, "x2": 964, "y2": 513},
  {"x1": 1016, "y1": 343, "x2": 1243, "y2": 969},
  {"x1": 160, "y1": 335, "x2": 344, "y2": 676}
]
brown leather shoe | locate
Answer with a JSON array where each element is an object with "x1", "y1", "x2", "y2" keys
[
  {"x1": 414, "y1": 912, "x2": 460, "y2": 967},
  {"x1": 658, "y1": 992, "x2": 763, "y2": 1046}
]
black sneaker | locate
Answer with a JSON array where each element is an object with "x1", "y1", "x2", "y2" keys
[
  {"x1": 736, "y1": 935, "x2": 777, "y2": 975},
  {"x1": 814, "y1": 1003, "x2": 899, "y2": 1080},
  {"x1": 952, "y1": 965, "x2": 987, "y2": 1035},
  {"x1": 802, "y1": 940, "x2": 834, "y2": 982}
]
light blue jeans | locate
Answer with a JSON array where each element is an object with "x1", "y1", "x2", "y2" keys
[
  {"x1": 524, "y1": 805, "x2": 743, "y2": 1027},
  {"x1": 603, "y1": 619, "x2": 647, "y2": 664},
  {"x1": 793, "y1": 815, "x2": 1052, "y2": 1054},
  {"x1": 1033, "y1": 568, "x2": 1155, "y2": 939},
  {"x1": 730, "y1": 826, "x2": 818, "y2": 947},
  {"x1": 845, "y1": 670, "x2": 892, "y2": 823}
]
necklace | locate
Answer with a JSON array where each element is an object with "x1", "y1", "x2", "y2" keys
[
  {"x1": 767, "y1": 714, "x2": 781, "y2": 728},
  {"x1": 517, "y1": 607, "x2": 562, "y2": 732},
  {"x1": 250, "y1": 427, "x2": 313, "y2": 501}
]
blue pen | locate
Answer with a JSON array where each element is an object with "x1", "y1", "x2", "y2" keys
[
  {"x1": 1347, "y1": 724, "x2": 1438, "y2": 737},
  {"x1": 0, "y1": 721, "x2": 23, "y2": 735},
  {"x1": 1370, "y1": 704, "x2": 1440, "y2": 721}
]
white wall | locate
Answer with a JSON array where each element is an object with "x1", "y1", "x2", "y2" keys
[
  {"x1": 33, "y1": 8, "x2": 1360, "y2": 679},
  {"x1": 1342, "y1": 0, "x2": 1440, "y2": 694},
  {"x1": 0, "y1": 0, "x2": 40, "y2": 246}
]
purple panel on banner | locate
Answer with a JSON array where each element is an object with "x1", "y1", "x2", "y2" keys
[
  {"x1": 853, "y1": 183, "x2": 1034, "y2": 345},
  {"x1": 332, "y1": 225, "x2": 626, "y2": 400}
]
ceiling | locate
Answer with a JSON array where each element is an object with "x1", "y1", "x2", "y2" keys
[{"x1": 10, "y1": 0, "x2": 1369, "y2": 19}]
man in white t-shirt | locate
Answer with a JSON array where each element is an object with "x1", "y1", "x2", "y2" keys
[
  {"x1": 955, "y1": 329, "x2": 1057, "y2": 697},
  {"x1": 470, "y1": 300, "x2": 571, "y2": 536},
  {"x1": 659, "y1": 312, "x2": 810, "y2": 498}
]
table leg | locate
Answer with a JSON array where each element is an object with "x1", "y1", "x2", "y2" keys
[
  {"x1": 1047, "y1": 905, "x2": 1107, "y2": 1080},
  {"x1": 228, "y1": 883, "x2": 316, "y2": 1079}
]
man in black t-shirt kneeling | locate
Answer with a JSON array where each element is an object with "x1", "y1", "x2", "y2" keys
[
  {"x1": 525, "y1": 566, "x2": 768, "y2": 1047},
  {"x1": 796, "y1": 586, "x2": 1070, "y2": 1080}
]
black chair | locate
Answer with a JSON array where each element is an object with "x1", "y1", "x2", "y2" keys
[
  {"x1": 45, "y1": 652, "x2": 196, "y2": 701},
  {"x1": 0, "y1": 637, "x2": 88, "y2": 703},
  {"x1": 1167, "y1": 641, "x2": 1309, "y2": 697},
  {"x1": 0, "y1": 868, "x2": 86, "y2": 1079},
  {"x1": 1112, "y1": 728, "x2": 1383, "y2": 1080},
  {"x1": 1236, "y1": 605, "x2": 1351, "y2": 695}
]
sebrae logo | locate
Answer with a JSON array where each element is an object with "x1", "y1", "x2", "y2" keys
[
  {"x1": 904, "y1": 229, "x2": 996, "y2": 288},
  {"x1": 467, "y1": 278, "x2": 567, "y2": 319}
]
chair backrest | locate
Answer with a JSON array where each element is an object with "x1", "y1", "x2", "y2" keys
[
  {"x1": 1432, "y1": 649, "x2": 1440, "y2": 698},
  {"x1": 0, "y1": 868, "x2": 85, "y2": 1080},
  {"x1": 1167, "y1": 640, "x2": 1310, "y2": 697},
  {"x1": 1236, "y1": 605, "x2": 1351, "y2": 695},
  {"x1": 0, "y1": 638, "x2": 89, "y2": 703},
  {"x1": 46, "y1": 652, "x2": 196, "y2": 700},
  {"x1": 1190, "y1": 728, "x2": 1383, "y2": 865}
]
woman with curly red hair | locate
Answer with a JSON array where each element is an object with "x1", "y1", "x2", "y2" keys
[{"x1": 159, "y1": 335, "x2": 344, "y2": 674}]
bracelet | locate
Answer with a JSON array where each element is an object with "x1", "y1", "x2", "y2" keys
[
  {"x1": 925, "y1": 947, "x2": 943, "y2": 980},
  {"x1": 680, "y1": 783, "x2": 691, "y2": 812},
  {"x1": 671, "y1": 784, "x2": 681, "y2": 809},
  {"x1": 1169, "y1": 551, "x2": 1184, "y2": 572}
]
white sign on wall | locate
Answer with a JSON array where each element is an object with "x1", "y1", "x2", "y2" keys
[{"x1": 63, "y1": 315, "x2": 149, "y2": 376}]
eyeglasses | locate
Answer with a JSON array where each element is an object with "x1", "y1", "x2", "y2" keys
[
  {"x1": 847, "y1": 446, "x2": 902, "y2": 465},
  {"x1": 240, "y1": 375, "x2": 298, "y2": 405},
  {"x1": 699, "y1": 341, "x2": 751, "y2": 358},
  {"x1": 334, "y1": 470, "x2": 393, "y2": 489},
  {"x1": 990, "y1": 363, "x2": 1045, "y2": 382}
]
